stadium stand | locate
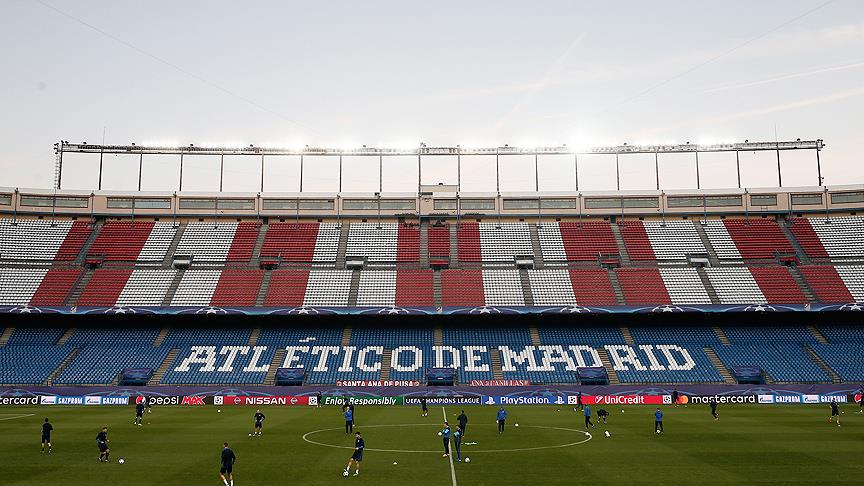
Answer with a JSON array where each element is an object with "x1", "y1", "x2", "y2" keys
[
  {"x1": 87, "y1": 221, "x2": 176, "y2": 262},
  {"x1": 0, "y1": 219, "x2": 91, "y2": 262},
  {"x1": 260, "y1": 222, "x2": 340, "y2": 264},
  {"x1": 537, "y1": 221, "x2": 618, "y2": 262},
  {"x1": 175, "y1": 222, "x2": 259, "y2": 263},
  {"x1": 789, "y1": 216, "x2": 864, "y2": 260}
]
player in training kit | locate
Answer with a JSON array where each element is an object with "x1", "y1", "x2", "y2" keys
[
  {"x1": 858, "y1": 389, "x2": 863, "y2": 413},
  {"x1": 671, "y1": 387, "x2": 679, "y2": 407},
  {"x1": 441, "y1": 422, "x2": 451, "y2": 457},
  {"x1": 584, "y1": 405, "x2": 595, "y2": 428},
  {"x1": 496, "y1": 407, "x2": 507, "y2": 434},
  {"x1": 344, "y1": 432, "x2": 364, "y2": 476},
  {"x1": 453, "y1": 426, "x2": 463, "y2": 462},
  {"x1": 134, "y1": 400, "x2": 145, "y2": 426},
  {"x1": 145, "y1": 395, "x2": 153, "y2": 413},
  {"x1": 252, "y1": 410, "x2": 265, "y2": 436},
  {"x1": 654, "y1": 409, "x2": 664, "y2": 434},
  {"x1": 41, "y1": 418, "x2": 53, "y2": 453},
  {"x1": 710, "y1": 397, "x2": 719, "y2": 420},
  {"x1": 829, "y1": 399, "x2": 841, "y2": 426},
  {"x1": 96, "y1": 427, "x2": 110, "y2": 462},
  {"x1": 421, "y1": 397, "x2": 428, "y2": 417},
  {"x1": 316, "y1": 391, "x2": 322, "y2": 408},
  {"x1": 457, "y1": 410, "x2": 468, "y2": 437},
  {"x1": 344, "y1": 407, "x2": 354, "y2": 434},
  {"x1": 597, "y1": 409, "x2": 609, "y2": 424},
  {"x1": 576, "y1": 392, "x2": 583, "y2": 411},
  {"x1": 220, "y1": 442, "x2": 236, "y2": 486}
]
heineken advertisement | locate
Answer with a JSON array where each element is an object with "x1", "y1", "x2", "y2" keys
[{"x1": 322, "y1": 395, "x2": 404, "y2": 406}]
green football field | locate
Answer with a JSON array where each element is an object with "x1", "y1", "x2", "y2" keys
[{"x1": 2, "y1": 403, "x2": 863, "y2": 485}]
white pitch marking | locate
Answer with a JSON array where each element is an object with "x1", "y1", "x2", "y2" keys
[
  {"x1": 301, "y1": 423, "x2": 593, "y2": 453},
  {"x1": 442, "y1": 406, "x2": 457, "y2": 486},
  {"x1": 0, "y1": 413, "x2": 35, "y2": 421}
]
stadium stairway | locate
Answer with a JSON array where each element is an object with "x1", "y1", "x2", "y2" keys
[
  {"x1": 807, "y1": 325, "x2": 828, "y2": 343},
  {"x1": 712, "y1": 326, "x2": 731, "y2": 345},
  {"x1": 528, "y1": 223, "x2": 545, "y2": 268},
  {"x1": 780, "y1": 220, "x2": 812, "y2": 265},
  {"x1": 788, "y1": 266, "x2": 817, "y2": 303},
  {"x1": 45, "y1": 348, "x2": 79, "y2": 386},
  {"x1": 0, "y1": 327, "x2": 14, "y2": 346},
  {"x1": 252, "y1": 223, "x2": 268, "y2": 260},
  {"x1": 336, "y1": 224, "x2": 349, "y2": 268},
  {"x1": 263, "y1": 348, "x2": 287, "y2": 385},
  {"x1": 419, "y1": 220, "x2": 429, "y2": 268},
  {"x1": 56, "y1": 328, "x2": 75, "y2": 346},
  {"x1": 148, "y1": 348, "x2": 179, "y2": 385},
  {"x1": 529, "y1": 325, "x2": 541, "y2": 346},
  {"x1": 490, "y1": 349, "x2": 504, "y2": 380},
  {"x1": 248, "y1": 327, "x2": 261, "y2": 346},
  {"x1": 703, "y1": 347, "x2": 736, "y2": 384},
  {"x1": 381, "y1": 350, "x2": 392, "y2": 380},
  {"x1": 432, "y1": 271, "x2": 443, "y2": 307},
  {"x1": 161, "y1": 222, "x2": 187, "y2": 268},
  {"x1": 519, "y1": 269, "x2": 534, "y2": 306},
  {"x1": 66, "y1": 269, "x2": 94, "y2": 306},
  {"x1": 347, "y1": 270, "x2": 361, "y2": 306},
  {"x1": 692, "y1": 222, "x2": 721, "y2": 266},
  {"x1": 255, "y1": 271, "x2": 272, "y2": 306},
  {"x1": 160, "y1": 270, "x2": 185, "y2": 306},
  {"x1": 595, "y1": 348, "x2": 620, "y2": 385},
  {"x1": 153, "y1": 328, "x2": 169, "y2": 347},
  {"x1": 620, "y1": 327, "x2": 634, "y2": 345},
  {"x1": 73, "y1": 221, "x2": 102, "y2": 265},
  {"x1": 609, "y1": 223, "x2": 632, "y2": 266},
  {"x1": 433, "y1": 326, "x2": 443, "y2": 346},
  {"x1": 696, "y1": 267, "x2": 721, "y2": 304},
  {"x1": 607, "y1": 269, "x2": 627, "y2": 305},
  {"x1": 341, "y1": 325, "x2": 352, "y2": 346},
  {"x1": 449, "y1": 224, "x2": 459, "y2": 268},
  {"x1": 804, "y1": 346, "x2": 841, "y2": 383}
]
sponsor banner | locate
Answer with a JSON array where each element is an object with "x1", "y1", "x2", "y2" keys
[
  {"x1": 218, "y1": 396, "x2": 310, "y2": 406},
  {"x1": 0, "y1": 396, "x2": 40, "y2": 405},
  {"x1": 754, "y1": 394, "x2": 847, "y2": 404},
  {"x1": 335, "y1": 380, "x2": 421, "y2": 387},
  {"x1": 134, "y1": 396, "x2": 206, "y2": 406},
  {"x1": 570, "y1": 395, "x2": 670, "y2": 406},
  {"x1": 404, "y1": 397, "x2": 482, "y2": 406},
  {"x1": 483, "y1": 396, "x2": 567, "y2": 406},
  {"x1": 469, "y1": 380, "x2": 531, "y2": 387},
  {"x1": 322, "y1": 396, "x2": 403, "y2": 406},
  {"x1": 680, "y1": 395, "x2": 757, "y2": 405},
  {"x1": 37, "y1": 395, "x2": 129, "y2": 406}
]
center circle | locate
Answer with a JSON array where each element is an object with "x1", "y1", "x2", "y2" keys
[{"x1": 302, "y1": 423, "x2": 592, "y2": 453}]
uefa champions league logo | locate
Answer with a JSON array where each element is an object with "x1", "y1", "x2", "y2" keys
[
  {"x1": 743, "y1": 304, "x2": 776, "y2": 312},
  {"x1": 7, "y1": 304, "x2": 42, "y2": 314},
  {"x1": 838, "y1": 303, "x2": 863, "y2": 311},
  {"x1": 651, "y1": 305, "x2": 684, "y2": 313},
  {"x1": 194, "y1": 306, "x2": 228, "y2": 315}
]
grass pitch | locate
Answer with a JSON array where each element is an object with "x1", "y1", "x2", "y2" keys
[{"x1": 2, "y1": 403, "x2": 863, "y2": 485}]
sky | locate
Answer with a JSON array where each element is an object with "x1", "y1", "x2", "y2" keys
[{"x1": 1, "y1": 0, "x2": 862, "y2": 194}]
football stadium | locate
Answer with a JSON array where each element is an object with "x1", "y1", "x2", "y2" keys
[{"x1": 2, "y1": 2, "x2": 864, "y2": 485}]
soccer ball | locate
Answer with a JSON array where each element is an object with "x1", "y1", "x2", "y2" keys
[
  {"x1": 515, "y1": 423, "x2": 519, "y2": 427},
  {"x1": 118, "y1": 459, "x2": 125, "y2": 464},
  {"x1": 437, "y1": 431, "x2": 442, "y2": 436},
  {"x1": 464, "y1": 457, "x2": 470, "y2": 463},
  {"x1": 217, "y1": 409, "x2": 221, "y2": 413},
  {"x1": 604, "y1": 430, "x2": 611, "y2": 438},
  {"x1": 248, "y1": 433, "x2": 253, "y2": 437},
  {"x1": 343, "y1": 470, "x2": 349, "y2": 477},
  {"x1": 656, "y1": 430, "x2": 661, "y2": 434}
]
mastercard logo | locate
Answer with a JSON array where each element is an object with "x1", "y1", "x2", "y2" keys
[{"x1": 678, "y1": 396, "x2": 689, "y2": 404}]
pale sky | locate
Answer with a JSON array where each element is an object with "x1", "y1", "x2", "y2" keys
[{"x1": 1, "y1": 0, "x2": 862, "y2": 194}]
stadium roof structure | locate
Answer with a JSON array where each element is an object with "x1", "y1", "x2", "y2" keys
[{"x1": 54, "y1": 139, "x2": 826, "y2": 193}]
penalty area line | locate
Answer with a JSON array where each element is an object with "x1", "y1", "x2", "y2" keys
[{"x1": 442, "y1": 406, "x2": 457, "y2": 486}]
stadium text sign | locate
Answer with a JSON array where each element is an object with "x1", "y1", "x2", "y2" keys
[
  {"x1": 171, "y1": 344, "x2": 699, "y2": 379},
  {"x1": 335, "y1": 380, "x2": 421, "y2": 387},
  {"x1": 470, "y1": 380, "x2": 531, "y2": 386},
  {"x1": 404, "y1": 397, "x2": 482, "y2": 405},
  {"x1": 570, "y1": 395, "x2": 670, "y2": 405}
]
